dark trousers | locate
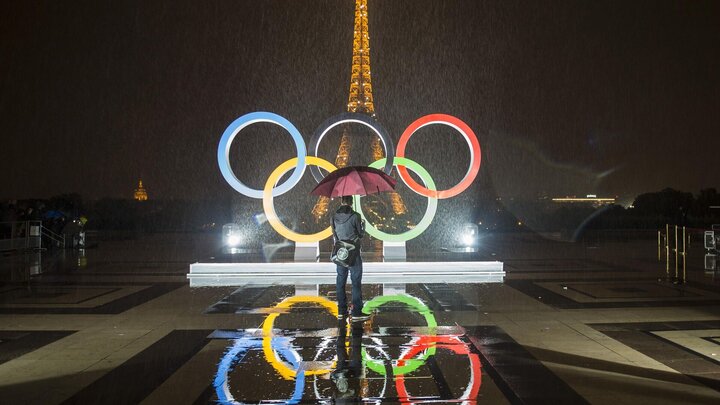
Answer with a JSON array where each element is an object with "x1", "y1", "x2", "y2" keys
[{"x1": 336, "y1": 256, "x2": 363, "y2": 316}]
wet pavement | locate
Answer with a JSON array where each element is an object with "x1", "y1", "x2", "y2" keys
[{"x1": 1, "y1": 232, "x2": 719, "y2": 404}]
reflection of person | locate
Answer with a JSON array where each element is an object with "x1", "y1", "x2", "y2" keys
[
  {"x1": 332, "y1": 195, "x2": 368, "y2": 322},
  {"x1": 331, "y1": 322, "x2": 364, "y2": 400}
]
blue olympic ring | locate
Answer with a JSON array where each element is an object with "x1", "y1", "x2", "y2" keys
[
  {"x1": 217, "y1": 111, "x2": 396, "y2": 198},
  {"x1": 217, "y1": 111, "x2": 307, "y2": 199},
  {"x1": 214, "y1": 336, "x2": 305, "y2": 404}
]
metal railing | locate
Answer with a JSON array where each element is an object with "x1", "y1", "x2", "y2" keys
[
  {"x1": 42, "y1": 225, "x2": 65, "y2": 248},
  {"x1": 0, "y1": 220, "x2": 65, "y2": 251},
  {"x1": 658, "y1": 224, "x2": 694, "y2": 283},
  {"x1": 704, "y1": 225, "x2": 719, "y2": 273}
]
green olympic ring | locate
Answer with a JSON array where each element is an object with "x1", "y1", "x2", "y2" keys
[
  {"x1": 353, "y1": 157, "x2": 437, "y2": 242},
  {"x1": 360, "y1": 294, "x2": 438, "y2": 375}
]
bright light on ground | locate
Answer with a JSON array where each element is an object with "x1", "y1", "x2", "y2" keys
[
  {"x1": 462, "y1": 234, "x2": 475, "y2": 246},
  {"x1": 227, "y1": 235, "x2": 241, "y2": 247}
]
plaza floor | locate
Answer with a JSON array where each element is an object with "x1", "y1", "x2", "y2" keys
[{"x1": 0, "y1": 232, "x2": 719, "y2": 404}]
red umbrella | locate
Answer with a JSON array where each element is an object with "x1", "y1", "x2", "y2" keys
[{"x1": 310, "y1": 165, "x2": 396, "y2": 197}]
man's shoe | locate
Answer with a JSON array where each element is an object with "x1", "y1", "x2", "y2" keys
[{"x1": 351, "y1": 314, "x2": 370, "y2": 322}]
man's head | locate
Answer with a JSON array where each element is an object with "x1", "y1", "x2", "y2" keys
[{"x1": 341, "y1": 195, "x2": 353, "y2": 206}]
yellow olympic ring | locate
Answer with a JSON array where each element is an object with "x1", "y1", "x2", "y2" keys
[
  {"x1": 263, "y1": 156, "x2": 338, "y2": 242},
  {"x1": 262, "y1": 295, "x2": 339, "y2": 380}
]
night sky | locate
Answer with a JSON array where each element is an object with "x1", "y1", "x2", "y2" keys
[{"x1": 2, "y1": 0, "x2": 719, "y2": 203}]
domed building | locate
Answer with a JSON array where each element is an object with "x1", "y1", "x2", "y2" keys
[{"x1": 134, "y1": 179, "x2": 148, "y2": 201}]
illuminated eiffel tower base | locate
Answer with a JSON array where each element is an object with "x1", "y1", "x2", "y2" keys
[{"x1": 311, "y1": 0, "x2": 411, "y2": 254}]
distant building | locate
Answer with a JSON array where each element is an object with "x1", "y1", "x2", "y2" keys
[
  {"x1": 134, "y1": 179, "x2": 148, "y2": 201},
  {"x1": 551, "y1": 194, "x2": 615, "y2": 208}
]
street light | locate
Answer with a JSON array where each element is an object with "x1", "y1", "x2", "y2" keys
[
  {"x1": 460, "y1": 223, "x2": 479, "y2": 249},
  {"x1": 223, "y1": 223, "x2": 243, "y2": 250}
]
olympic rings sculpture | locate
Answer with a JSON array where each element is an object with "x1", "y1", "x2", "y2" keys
[
  {"x1": 214, "y1": 293, "x2": 482, "y2": 403},
  {"x1": 218, "y1": 111, "x2": 482, "y2": 243}
]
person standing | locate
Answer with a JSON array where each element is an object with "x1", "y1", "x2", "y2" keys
[{"x1": 332, "y1": 195, "x2": 369, "y2": 322}]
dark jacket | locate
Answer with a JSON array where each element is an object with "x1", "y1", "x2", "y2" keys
[{"x1": 332, "y1": 205, "x2": 365, "y2": 243}]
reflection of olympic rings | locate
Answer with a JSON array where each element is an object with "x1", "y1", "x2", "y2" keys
[
  {"x1": 215, "y1": 293, "x2": 479, "y2": 403},
  {"x1": 395, "y1": 335, "x2": 481, "y2": 404},
  {"x1": 217, "y1": 111, "x2": 481, "y2": 242},
  {"x1": 311, "y1": 334, "x2": 390, "y2": 400},
  {"x1": 215, "y1": 336, "x2": 306, "y2": 404},
  {"x1": 360, "y1": 294, "x2": 438, "y2": 376},
  {"x1": 261, "y1": 295, "x2": 338, "y2": 380},
  {"x1": 353, "y1": 157, "x2": 437, "y2": 241}
]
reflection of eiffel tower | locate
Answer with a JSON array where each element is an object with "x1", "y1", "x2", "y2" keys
[{"x1": 311, "y1": 0, "x2": 408, "y2": 229}]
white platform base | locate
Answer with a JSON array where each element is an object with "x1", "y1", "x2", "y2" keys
[
  {"x1": 294, "y1": 284, "x2": 319, "y2": 296},
  {"x1": 383, "y1": 241, "x2": 406, "y2": 261},
  {"x1": 293, "y1": 242, "x2": 319, "y2": 262},
  {"x1": 382, "y1": 283, "x2": 407, "y2": 295},
  {"x1": 188, "y1": 261, "x2": 504, "y2": 287}
]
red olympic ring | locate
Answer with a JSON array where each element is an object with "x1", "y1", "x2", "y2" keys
[
  {"x1": 396, "y1": 114, "x2": 481, "y2": 199},
  {"x1": 395, "y1": 334, "x2": 481, "y2": 404}
]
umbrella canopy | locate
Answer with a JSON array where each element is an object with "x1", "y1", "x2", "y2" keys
[{"x1": 310, "y1": 165, "x2": 396, "y2": 198}]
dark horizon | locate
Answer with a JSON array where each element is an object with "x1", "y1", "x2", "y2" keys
[{"x1": 2, "y1": 0, "x2": 719, "y2": 202}]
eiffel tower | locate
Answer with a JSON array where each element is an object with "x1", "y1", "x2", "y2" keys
[{"x1": 311, "y1": 0, "x2": 409, "y2": 233}]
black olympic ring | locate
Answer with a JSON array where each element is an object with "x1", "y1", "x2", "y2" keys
[{"x1": 308, "y1": 112, "x2": 395, "y2": 183}]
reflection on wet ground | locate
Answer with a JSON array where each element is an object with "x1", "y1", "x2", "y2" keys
[
  {"x1": 1, "y1": 233, "x2": 720, "y2": 403},
  {"x1": 208, "y1": 292, "x2": 483, "y2": 403}
]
